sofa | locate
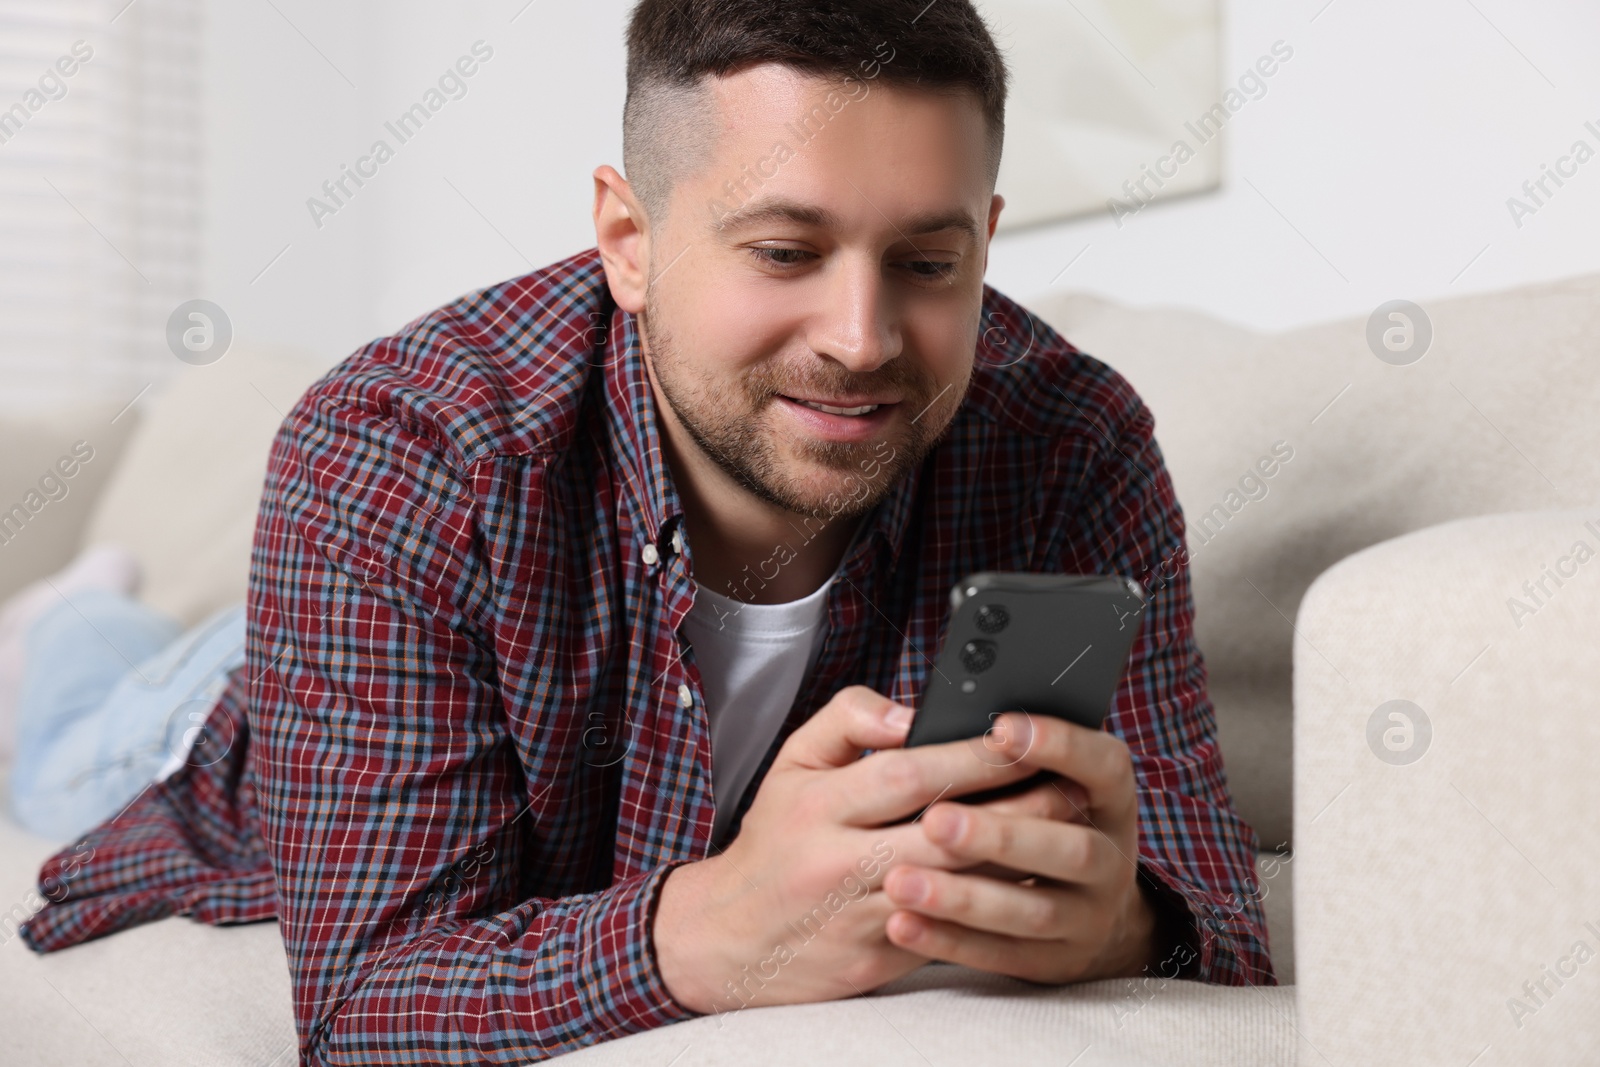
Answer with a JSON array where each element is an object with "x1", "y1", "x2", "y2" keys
[{"x1": 1, "y1": 269, "x2": 1596, "y2": 1065}]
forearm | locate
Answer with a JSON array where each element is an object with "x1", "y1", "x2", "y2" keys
[{"x1": 301, "y1": 860, "x2": 699, "y2": 1066}]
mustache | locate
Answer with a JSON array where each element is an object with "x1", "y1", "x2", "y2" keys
[{"x1": 750, "y1": 368, "x2": 926, "y2": 401}]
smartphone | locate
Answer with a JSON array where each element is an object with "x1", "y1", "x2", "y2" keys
[{"x1": 902, "y1": 571, "x2": 1147, "y2": 805}]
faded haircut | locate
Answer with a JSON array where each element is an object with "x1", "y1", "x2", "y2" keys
[{"x1": 622, "y1": 0, "x2": 1009, "y2": 227}]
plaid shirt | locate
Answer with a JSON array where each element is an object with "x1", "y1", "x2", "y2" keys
[{"x1": 21, "y1": 246, "x2": 1273, "y2": 1063}]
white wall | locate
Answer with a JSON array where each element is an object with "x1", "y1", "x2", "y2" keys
[
  {"x1": 198, "y1": 0, "x2": 1600, "y2": 375},
  {"x1": 199, "y1": 0, "x2": 633, "y2": 370},
  {"x1": 985, "y1": 0, "x2": 1600, "y2": 331}
]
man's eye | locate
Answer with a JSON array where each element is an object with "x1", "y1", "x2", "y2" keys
[
  {"x1": 904, "y1": 260, "x2": 959, "y2": 280},
  {"x1": 749, "y1": 247, "x2": 815, "y2": 269},
  {"x1": 747, "y1": 247, "x2": 959, "y2": 280}
]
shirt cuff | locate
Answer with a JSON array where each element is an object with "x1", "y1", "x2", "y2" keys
[
  {"x1": 581, "y1": 857, "x2": 705, "y2": 1036},
  {"x1": 1134, "y1": 859, "x2": 1276, "y2": 986}
]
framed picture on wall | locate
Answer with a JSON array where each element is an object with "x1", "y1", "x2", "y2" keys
[{"x1": 980, "y1": 0, "x2": 1224, "y2": 232}]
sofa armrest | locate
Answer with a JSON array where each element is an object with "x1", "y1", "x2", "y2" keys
[{"x1": 1293, "y1": 509, "x2": 1600, "y2": 1065}]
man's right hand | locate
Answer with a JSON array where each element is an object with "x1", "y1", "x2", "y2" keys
[{"x1": 652, "y1": 685, "x2": 1078, "y2": 1014}]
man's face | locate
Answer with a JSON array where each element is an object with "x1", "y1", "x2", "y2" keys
[{"x1": 638, "y1": 62, "x2": 1002, "y2": 521}]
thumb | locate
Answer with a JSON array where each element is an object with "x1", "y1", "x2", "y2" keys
[{"x1": 771, "y1": 685, "x2": 915, "y2": 772}]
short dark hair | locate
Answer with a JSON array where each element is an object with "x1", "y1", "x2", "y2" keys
[{"x1": 622, "y1": 0, "x2": 1009, "y2": 225}]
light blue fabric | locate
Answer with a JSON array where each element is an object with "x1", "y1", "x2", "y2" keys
[{"x1": 9, "y1": 589, "x2": 247, "y2": 843}]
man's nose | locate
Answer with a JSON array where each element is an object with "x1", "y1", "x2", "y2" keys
[{"x1": 808, "y1": 255, "x2": 902, "y2": 373}]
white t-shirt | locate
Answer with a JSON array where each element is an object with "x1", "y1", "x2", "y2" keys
[{"x1": 679, "y1": 538, "x2": 855, "y2": 849}]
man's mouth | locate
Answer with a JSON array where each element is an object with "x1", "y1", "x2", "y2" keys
[
  {"x1": 779, "y1": 395, "x2": 900, "y2": 417},
  {"x1": 773, "y1": 394, "x2": 900, "y2": 442},
  {"x1": 793, "y1": 399, "x2": 879, "y2": 416}
]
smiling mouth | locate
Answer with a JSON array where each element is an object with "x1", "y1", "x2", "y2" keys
[{"x1": 779, "y1": 396, "x2": 898, "y2": 416}]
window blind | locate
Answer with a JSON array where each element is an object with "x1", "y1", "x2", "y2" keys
[{"x1": 0, "y1": 0, "x2": 202, "y2": 414}]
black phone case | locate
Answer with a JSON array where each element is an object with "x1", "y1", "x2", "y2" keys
[{"x1": 905, "y1": 571, "x2": 1147, "y2": 755}]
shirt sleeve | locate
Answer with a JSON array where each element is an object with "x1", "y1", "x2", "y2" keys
[
  {"x1": 1043, "y1": 385, "x2": 1276, "y2": 987},
  {"x1": 249, "y1": 382, "x2": 698, "y2": 1066}
]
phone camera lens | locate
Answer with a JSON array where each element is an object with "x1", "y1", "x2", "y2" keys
[
  {"x1": 974, "y1": 604, "x2": 1009, "y2": 634},
  {"x1": 960, "y1": 638, "x2": 997, "y2": 674}
]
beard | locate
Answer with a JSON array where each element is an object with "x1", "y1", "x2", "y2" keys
[{"x1": 640, "y1": 285, "x2": 962, "y2": 522}]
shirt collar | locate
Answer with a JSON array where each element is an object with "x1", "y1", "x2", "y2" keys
[{"x1": 600, "y1": 295, "x2": 923, "y2": 579}]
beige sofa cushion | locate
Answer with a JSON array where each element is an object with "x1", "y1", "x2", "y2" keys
[
  {"x1": 1294, "y1": 509, "x2": 1600, "y2": 1064},
  {"x1": 0, "y1": 402, "x2": 141, "y2": 605},
  {"x1": 0, "y1": 773, "x2": 297, "y2": 1066},
  {"x1": 79, "y1": 344, "x2": 334, "y2": 628},
  {"x1": 545, "y1": 962, "x2": 1295, "y2": 1066},
  {"x1": 1028, "y1": 272, "x2": 1600, "y2": 849}
]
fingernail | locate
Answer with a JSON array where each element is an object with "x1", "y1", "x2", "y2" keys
[
  {"x1": 1008, "y1": 713, "x2": 1033, "y2": 749},
  {"x1": 886, "y1": 704, "x2": 914, "y2": 730},
  {"x1": 927, "y1": 807, "x2": 965, "y2": 843},
  {"x1": 892, "y1": 912, "x2": 924, "y2": 942},
  {"x1": 895, "y1": 870, "x2": 928, "y2": 903}
]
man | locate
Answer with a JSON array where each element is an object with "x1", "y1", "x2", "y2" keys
[{"x1": 22, "y1": 0, "x2": 1272, "y2": 1061}]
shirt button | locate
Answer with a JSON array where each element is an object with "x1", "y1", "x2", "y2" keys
[
  {"x1": 641, "y1": 542, "x2": 660, "y2": 566},
  {"x1": 677, "y1": 683, "x2": 693, "y2": 708},
  {"x1": 670, "y1": 527, "x2": 684, "y2": 556}
]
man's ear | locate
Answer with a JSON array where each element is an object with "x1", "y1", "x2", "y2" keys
[
  {"x1": 982, "y1": 193, "x2": 1005, "y2": 276},
  {"x1": 593, "y1": 164, "x2": 649, "y2": 313}
]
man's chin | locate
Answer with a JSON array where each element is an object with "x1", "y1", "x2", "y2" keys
[
  {"x1": 766, "y1": 453, "x2": 906, "y2": 521},
  {"x1": 673, "y1": 397, "x2": 919, "y2": 520}
]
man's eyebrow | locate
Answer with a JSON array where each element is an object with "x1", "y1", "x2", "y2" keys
[
  {"x1": 900, "y1": 208, "x2": 981, "y2": 242},
  {"x1": 713, "y1": 198, "x2": 980, "y2": 242},
  {"x1": 715, "y1": 199, "x2": 836, "y2": 232}
]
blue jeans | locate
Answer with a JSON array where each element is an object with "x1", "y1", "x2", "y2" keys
[{"x1": 8, "y1": 589, "x2": 247, "y2": 843}]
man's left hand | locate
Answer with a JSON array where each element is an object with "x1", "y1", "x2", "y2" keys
[{"x1": 880, "y1": 711, "x2": 1164, "y2": 983}]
